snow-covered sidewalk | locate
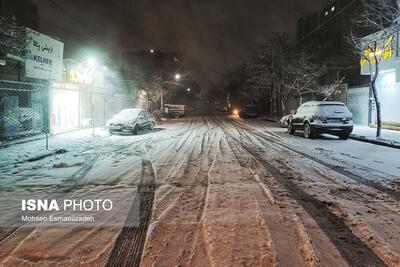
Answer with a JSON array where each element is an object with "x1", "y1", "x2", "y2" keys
[{"x1": 350, "y1": 125, "x2": 400, "y2": 149}]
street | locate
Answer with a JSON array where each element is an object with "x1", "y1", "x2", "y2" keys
[{"x1": 0, "y1": 116, "x2": 399, "y2": 266}]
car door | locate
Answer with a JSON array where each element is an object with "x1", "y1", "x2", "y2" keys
[
  {"x1": 138, "y1": 111, "x2": 146, "y2": 128},
  {"x1": 299, "y1": 105, "x2": 309, "y2": 125},
  {"x1": 143, "y1": 111, "x2": 150, "y2": 128},
  {"x1": 292, "y1": 105, "x2": 304, "y2": 128}
]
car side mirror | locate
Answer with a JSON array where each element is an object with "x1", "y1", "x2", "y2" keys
[{"x1": 290, "y1": 110, "x2": 296, "y2": 115}]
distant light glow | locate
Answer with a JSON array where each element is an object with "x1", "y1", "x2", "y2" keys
[
  {"x1": 174, "y1": 73, "x2": 181, "y2": 81},
  {"x1": 331, "y1": 6, "x2": 335, "y2": 12},
  {"x1": 87, "y1": 58, "x2": 96, "y2": 66},
  {"x1": 150, "y1": 49, "x2": 154, "y2": 54},
  {"x1": 187, "y1": 88, "x2": 191, "y2": 92},
  {"x1": 325, "y1": 11, "x2": 328, "y2": 16}
]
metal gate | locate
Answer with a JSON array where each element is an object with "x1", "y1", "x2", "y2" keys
[{"x1": 0, "y1": 80, "x2": 49, "y2": 141}]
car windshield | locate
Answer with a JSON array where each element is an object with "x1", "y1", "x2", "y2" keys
[
  {"x1": 114, "y1": 109, "x2": 141, "y2": 120},
  {"x1": 245, "y1": 106, "x2": 257, "y2": 112}
]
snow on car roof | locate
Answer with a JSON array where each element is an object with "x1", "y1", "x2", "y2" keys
[
  {"x1": 303, "y1": 101, "x2": 345, "y2": 106},
  {"x1": 121, "y1": 108, "x2": 145, "y2": 112}
]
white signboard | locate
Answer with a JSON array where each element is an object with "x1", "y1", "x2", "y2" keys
[{"x1": 25, "y1": 28, "x2": 64, "y2": 81}]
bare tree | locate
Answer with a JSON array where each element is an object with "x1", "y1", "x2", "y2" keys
[
  {"x1": 142, "y1": 72, "x2": 164, "y2": 111},
  {"x1": 266, "y1": 37, "x2": 326, "y2": 114},
  {"x1": 280, "y1": 52, "x2": 326, "y2": 106},
  {"x1": 0, "y1": 14, "x2": 27, "y2": 56},
  {"x1": 319, "y1": 76, "x2": 346, "y2": 101},
  {"x1": 142, "y1": 71, "x2": 190, "y2": 111},
  {"x1": 349, "y1": 0, "x2": 400, "y2": 137},
  {"x1": 224, "y1": 35, "x2": 326, "y2": 116}
]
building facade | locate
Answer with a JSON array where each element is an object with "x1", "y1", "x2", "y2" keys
[
  {"x1": 50, "y1": 60, "x2": 136, "y2": 134},
  {"x1": 297, "y1": 0, "x2": 369, "y2": 87},
  {"x1": 347, "y1": 30, "x2": 400, "y2": 129}
]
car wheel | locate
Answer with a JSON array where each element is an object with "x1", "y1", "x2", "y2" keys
[
  {"x1": 339, "y1": 132, "x2": 349, "y2": 140},
  {"x1": 149, "y1": 122, "x2": 155, "y2": 130},
  {"x1": 132, "y1": 124, "x2": 139, "y2": 135},
  {"x1": 287, "y1": 121, "x2": 295, "y2": 135},
  {"x1": 304, "y1": 123, "x2": 314, "y2": 139}
]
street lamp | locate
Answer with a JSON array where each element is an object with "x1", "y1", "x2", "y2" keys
[
  {"x1": 174, "y1": 73, "x2": 181, "y2": 81},
  {"x1": 187, "y1": 88, "x2": 191, "y2": 92},
  {"x1": 87, "y1": 58, "x2": 96, "y2": 67},
  {"x1": 150, "y1": 49, "x2": 155, "y2": 54},
  {"x1": 87, "y1": 57, "x2": 97, "y2": 137}
]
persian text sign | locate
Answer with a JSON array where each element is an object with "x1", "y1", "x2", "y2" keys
[{"x1": 25, "y1": 28, "x2": 64, "y2": 81}]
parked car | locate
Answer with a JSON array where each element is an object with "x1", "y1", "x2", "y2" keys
[
  {"x1": 287, "y1": 101, "x2": 353, "y2": 139},
  {"x1": 239, "y1": 105, "x2": 259, "y2": 118},
  {"x1": 105, "y1": 108, "x2": 155, "y2": 134},
  {"x1": 164, "y1": 104, "x2": 186, "y2": 118}
]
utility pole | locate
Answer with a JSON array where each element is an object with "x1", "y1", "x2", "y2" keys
[
  {"x1": 160, "y1": 88, "x2": 164, "y2": 112},
  {"x1": 91, "y1": 81, "x2": 95, "y2": 137}
]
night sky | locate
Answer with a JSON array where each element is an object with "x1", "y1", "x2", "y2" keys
[{"x1": 32, "y1": 0, "x2": 329, "y2": 89}]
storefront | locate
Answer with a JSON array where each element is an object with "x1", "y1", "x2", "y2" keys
[
  {"x1": 358, "y1": 31, "x2": 400, "y2": 129},
  {"x1": 50, "y1": 82, "x2": 80, "y2": 134}
]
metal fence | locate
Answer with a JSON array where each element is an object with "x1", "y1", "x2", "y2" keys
[{"x1": 0, "y1": 80, "x2": 49, "y2": 141}]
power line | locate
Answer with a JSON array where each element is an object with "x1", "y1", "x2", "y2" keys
[
  {"x1": 45, "y1": 0, "x2": 119, "y2": 57},
  {"x1": 296, "y1": 0, "x2": 358, "y2": 46}
]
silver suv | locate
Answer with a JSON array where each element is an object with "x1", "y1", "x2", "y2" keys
[{"x1": 287, "y1": 101, "x2": 353, "y2": 139}]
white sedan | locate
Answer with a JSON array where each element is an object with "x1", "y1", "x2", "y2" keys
[{"x1": 105, "y1": 108, "x2": 155, "y2": 134}]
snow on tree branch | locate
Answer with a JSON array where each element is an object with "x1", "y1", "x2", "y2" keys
[{"x1": 0, "y1": 14, "x2": 27, "y2": 56}]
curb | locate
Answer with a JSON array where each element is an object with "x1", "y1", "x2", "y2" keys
[
  {"x1": 261, "y1": 117, "x2": 400, "y2": 149},
  {"x1": 262, "y1": 117, "x2": 279, "y2": 123},
  {"x1": 0, "y1": 134, "x2": 47, "y2": 148},
  {"x1": 349, "y1": 134, "x2": 400, "y2": 150}
]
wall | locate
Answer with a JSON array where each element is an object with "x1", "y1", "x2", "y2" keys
[{"x1": 347, "y1": 86, "x2": 369, "y2": 125}]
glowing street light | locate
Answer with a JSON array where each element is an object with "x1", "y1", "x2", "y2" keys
[
  {"x1": 87, "y1": 58, "x2": 96, "y2": 66},
  {"x1": 86, "y1": 57, "x2": 97, "y2": 137},
  {"x1": 150, "y1": 49, "x2": 155, "y2": 54},
  {"x1": 187, "y1": 88, "x2": 191, "y2": 92},
  {"x1": 174, "y1": 73, "x2": 181, "y2": 81}
]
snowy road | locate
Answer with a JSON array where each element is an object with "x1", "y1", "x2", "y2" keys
[{"x1": 0, "y1": 116, "x2": 399, "y2": 266}]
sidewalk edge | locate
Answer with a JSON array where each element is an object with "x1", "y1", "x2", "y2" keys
[{"x1": 349, "y1": 134, "x2": 400, "y2": 149}]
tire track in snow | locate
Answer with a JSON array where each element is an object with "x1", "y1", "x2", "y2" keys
[
  {"x1": 106, "y1": 159, "x2": 156, "y2": 267},
  {"x1": 139, "y1": 119, "x2": 213, "y2": 266},
  {"x1": 223, "y1": 119, "x2": 387, "y2": 267},
  {"x1": 215, "y1": 118, "x2": 317, "y2": 266},
  {"x1": 232, "y1": 119, "x2": 400, "y2": 201},
  {"x1": 187, "y1": 130, "x2": 221, "y2": 267}
]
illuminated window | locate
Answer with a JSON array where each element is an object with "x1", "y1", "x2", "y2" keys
[{"x1": 360, "y1": 35, "x2": 395, "y2": 67}]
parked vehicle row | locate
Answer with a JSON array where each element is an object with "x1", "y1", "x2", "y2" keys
[
  {"x1": 239, "y1": 105, "x2": 259, "y2": 118},
  {"x1": 231, "y1": 105, "x2": 260, "y2": 118}
]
